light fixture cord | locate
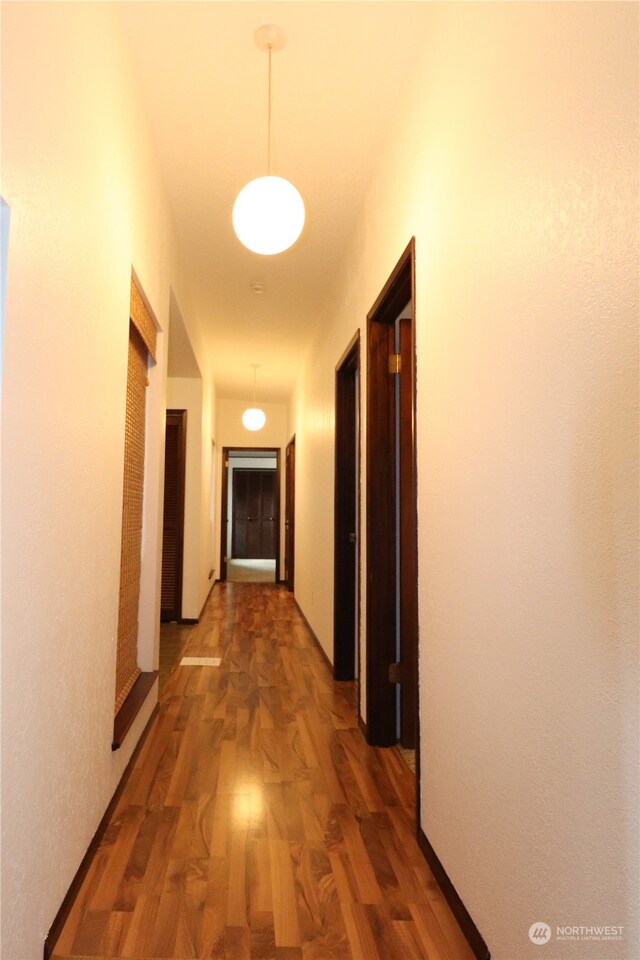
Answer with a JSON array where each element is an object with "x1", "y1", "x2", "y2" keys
[{"x1": 267, "y1": 45, "x2": 272, "y2": 176}]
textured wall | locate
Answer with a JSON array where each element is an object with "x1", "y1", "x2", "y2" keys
[
  {"x1": 289, "y1": 323, "x2": 344, "y2": 665},
  {"x1": 410, "y1": 7, "x2": 638, "y2": 957},
  {"x1": 0, "y1": 5, "x2": 189, "y2": 957},
  {"x1": 292, "y1": 3, "x2": 638, "y2": 958}
]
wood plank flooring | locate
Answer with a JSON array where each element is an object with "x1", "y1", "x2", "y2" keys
[
  {"x1": 159, "y1": 622, "x2": 194, "y2": 689},
  {"x1": 52, "y1": 583, "x2": 474, "y2": 960}
]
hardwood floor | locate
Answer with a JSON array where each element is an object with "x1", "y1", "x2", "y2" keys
[
  {"x1": 51, "y1": 583, "x2": 474, "y2": 960},
  {"x1": 159, "y1": 622, "x2": 195, "y2": 690}
]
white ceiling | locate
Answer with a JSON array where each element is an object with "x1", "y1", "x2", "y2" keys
[{"x1": 118, "y1": 2, "x2": 431, "y2": 402}]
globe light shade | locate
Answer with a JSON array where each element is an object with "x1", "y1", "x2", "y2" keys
[
  {"x1": 233, "y1": 176, "x2": 305, "y2": 255},
  {"x1": 242, "y1": 407, "x2": 266, "y2": 431}
]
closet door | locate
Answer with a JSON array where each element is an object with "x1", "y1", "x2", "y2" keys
[
  {"x1": 160, "y1": 410, "x2": 186, "y2": 622},
  {"x1": 232, "y1": 469, "x2": 277, "y2": 559}
]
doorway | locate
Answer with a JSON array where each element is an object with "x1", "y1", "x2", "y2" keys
[
  {"x1": 366, "y1": 239, "x2": 418, "y2": 754},
  {"x1": 334, "y1": 334, "x2": 360, "y2": 681},
  {"x1": 220, "y1": 447, "x2": 280, "y2": 582},
  {"x1": 160, "y1": 409, "x2": 187, "y2": 622}
]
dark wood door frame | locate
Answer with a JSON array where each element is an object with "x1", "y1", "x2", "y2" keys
[
  {"x1": 161, "y1": 409, "x2": 187, "y2": 622},
  {"x1": 334, "y1": 333, "x2": 360, "y2": 682},
  {"x1": 366, "y1": 238, "x2": 418, "y2": 749},
  {"x1": 284, "y1": 436, "x2": 296, "y2": 591},
  {"x1": 219, "y1": 446, "x2": 280, "y2": 582}
]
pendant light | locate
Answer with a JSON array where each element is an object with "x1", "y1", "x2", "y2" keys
[
  {"x1": 233, "y1": 25, "x2": 305, "y2": 256},
  {"x1": 242, "y1": 364, "x2": 266, "y2": 431}
]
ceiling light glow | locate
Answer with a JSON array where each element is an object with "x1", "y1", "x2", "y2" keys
[
  {"x1": 242, "y1": 407, "x2": 267, "y2": 431},
  {"x1": 233, "y1": 176, "x2": 305, "y2": 256}
]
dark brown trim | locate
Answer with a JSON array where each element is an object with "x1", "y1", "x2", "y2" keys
[
  {"x1": 366, "y1": 315, "x2": 396, "y2": 745},
  {"x1": 366, "y1": 239, "x2": 415, "y2": 323},
  {"x1": 398, "y1": 271, "x2": 418, "y2": 750},
  {"x1": 417, "y1": 828, "x2": 491, "y2": 960},
  {"x1": 112, "y1": 670, "x2": 157, "y2": 751},
  {"x1": 45, "y1": 704, "x2": 159, "y2": 959},
  {"x1": 284, "y1": 436, "x2": 296, "y2": 592},
  {"x1": 179, "y1": 617, "x2": 199, "y2": 625},
  {"x1": 294, "y1": 599, "x2": 334, "y2": 676},
  {"x1": 334, "y1": 332, "x2": 361, "y2": 684},
  {"x1": 366, "y1": 238, "x2": 418, "y2": 748},
  {"x1": 335, "y1": 329, "x2": 361, "y2": 371}
]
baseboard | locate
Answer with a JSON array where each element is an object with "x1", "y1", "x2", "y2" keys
[
  {"x1": 179, "y1": 617, "x2": 198, "y2": 625},
  {"x1": 44, "y1": 704, "x2": 159, "y2": 960},
  {"x1": 191, "y1": 575, "x2": 218, "y2": 622},
  {"x1": 417, "y1": 828, "x2": 491, "y2": 960},
  {"x1": 112, "y1": 670, "x2": 158, "y2": 750},
  {"x1": 293, "y1": 599, "x2": 334, "y2": 675},
  {"x1": 294, "y1": 600, "x2": 365, "y2": 728}
]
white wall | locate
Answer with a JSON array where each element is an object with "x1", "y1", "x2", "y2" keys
[
  {"x1": 289, "y1": 331, "x2": 340, "y2": 660},
  {"x1": 166, "y1": 293, "x2": 217, "y2": 606},
  {"x1": 0, "y1": 198, "x2": 8, "y2": 381},
  {"x1": 0, "y1": 197, "x2": 7, "y2": 950},
  {"x1": 166, "y1": 376, "x2": 214, "y2": 620},
  {"x1": 216, "y1": 399, "x2": 289, "y2": 580},
  {"x1": 291, "y1": 4, "x2": 638, "y2": 959},
  {"x1": 0, "y1": 5, "x2": 200, "y2": 957}
]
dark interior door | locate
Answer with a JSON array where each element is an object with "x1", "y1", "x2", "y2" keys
[
  {"x1": 366, "y1": 240, "x2": 418, "y2": 749},
  {"x1": 232, "y1": 469, "x2": 277, "y2": 559},
  {"x1": 334, "y1": 337, "x2": 359, "y2": 680},
  {"x1": 285, "y1": 437, "x2": 296, "y2": 591},
  {"x1": 161, "y1": 410, "x2": 187, "y2": 621}
]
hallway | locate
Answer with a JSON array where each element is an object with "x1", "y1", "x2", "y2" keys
[{"x1": 51, "y1": 583, "x2": 473, "y2": 960}]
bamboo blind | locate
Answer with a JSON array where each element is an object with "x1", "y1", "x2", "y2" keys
[
  {"x1": 114, "y1": 322, "x2": 148, "y2": 713},
  {"x1": 115, "y1": 281, "x2": 158, "y2": 714},
  {"x1": 130, "y1": 277, "x2": 157, "y2": 361}
]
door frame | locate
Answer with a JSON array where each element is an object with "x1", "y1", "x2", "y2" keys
[
  {"x1": 365, "y1": 238, "x2": 419, "y2": 749},
  {"x1": 284, "y1": 435, "x2": 296, "y2": 591},
  {"x1": 219, "y1": 446, "x2": 281, "y2": 581},
  {"x1": 334, "y1": 333, "x2": 360, "y2": 682}
]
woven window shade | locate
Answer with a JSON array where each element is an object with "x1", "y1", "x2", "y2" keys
[
  {"x1": 114, "y1": 321, "x2": 148, "y2": 714},
  {"x1": 130, "y1": 278, "x2": 157, "y2": 361}
]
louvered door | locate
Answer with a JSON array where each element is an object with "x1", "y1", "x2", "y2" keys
[{"x1": 161, "y1": 410, "x2": 187, "y2": 621}]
